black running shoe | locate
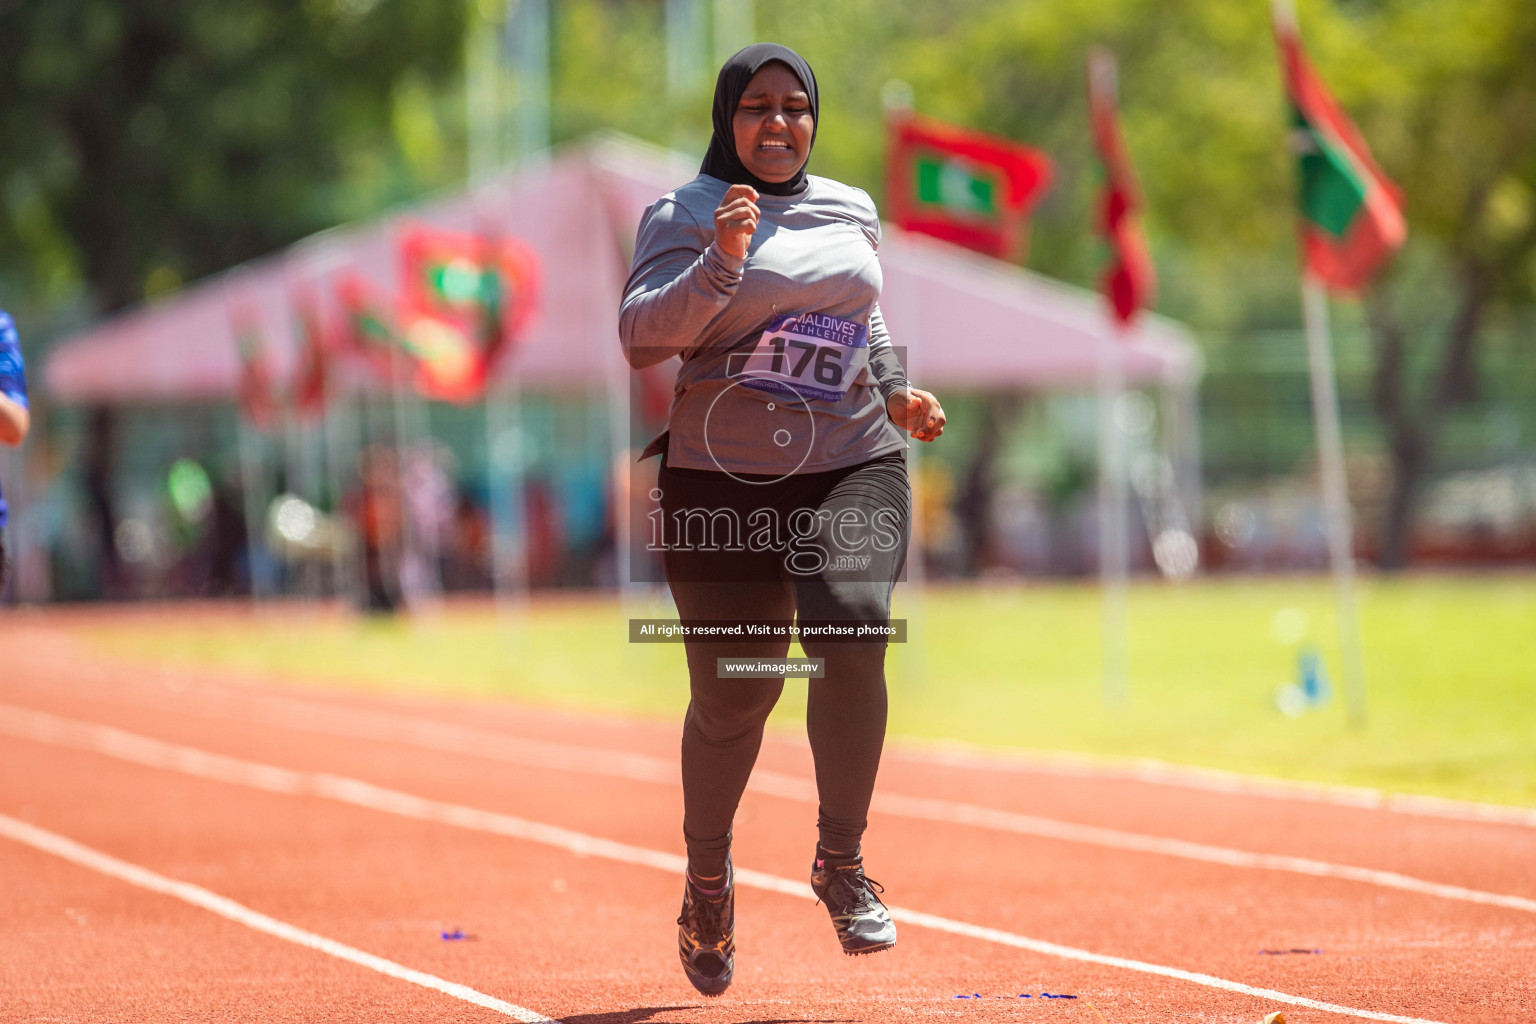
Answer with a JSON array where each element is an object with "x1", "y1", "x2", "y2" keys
[
  {"x1": 677, "y1": 865, "x2": 735, "y2": 996},
  {"x1": 810, "y1": 856, "x2": 897, "y2": 955}
]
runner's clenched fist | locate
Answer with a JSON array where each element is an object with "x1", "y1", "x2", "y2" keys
[
  {"x1": 886, "y1": 387, "x2": 946, "y2": 442},
  {"x1": 713, "y1": 183, "x2": 760, "y2": 259}
]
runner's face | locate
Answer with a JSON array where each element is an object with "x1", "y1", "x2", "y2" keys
[{"x1": 732, "y1": 62, "x2": 813, "y2": 184}]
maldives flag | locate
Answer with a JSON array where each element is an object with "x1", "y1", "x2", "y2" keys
[
  {"x1": 886, "y1": 112, "x2": 1053, "y2": 261},
  {"x1": 401, "y1": 225, "x2": 496, "y2": 322},
  {"x1": 1088, "y1": 47, "x2": 1156, "y2": 327},
  {"x1": 335, "y1": 272, "x2": 408, "y2": 382},
  {"x1": 291, "y1": 288, "x2": 330, "y2": 420},
  {"x1": 401, "y1": 315, "x2": 486, "y2": 402},
  {"x1": 232, "y1": 305, "x2": 278, "y2": 431},
  {"x1": 335, "y1": 270, "x2": 470, "y2": 399},
  {"x1": 398, "y1": 223, "x2": 540, "y2": 402},
  {"x1": 1275, "y1": 4, "x2": 1405, "y2": 292},
  {"x1": 471, "y1": 229, "x2": 540, "y2": 388}
]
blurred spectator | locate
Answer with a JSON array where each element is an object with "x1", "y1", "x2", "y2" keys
[
  {"x1": 0, "y1": 309, "x2": 30, "y2": 594},
  {"x1": 444, "y1": 489, "x2": 490, "y2": 591},
  {"x1": 349, "y1": 444, "x2": 403, "y2": 614},
  {"x1": 83, "y1": 407, "x2": 126, "y2": 599},
  {"x1": 525, "y1": 477, "x2": 562, "y2": 587},
  {"x1": 955, "y1": 397, "x2": 1015, "y2": 576},
  {"x1": 400, "y1": 441, "x2": 454, "y2": 603},
  {"x1": 205, "y1": 477, "x2": 249, "y2": 596}
]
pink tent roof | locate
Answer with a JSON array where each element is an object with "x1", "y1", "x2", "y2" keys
[
  {"x1": 878, "y1": 230, "x2": 1198, "y2": 389},
  {"x1": 42, "y1": 133, "x2": 1197, "y2": 403}
]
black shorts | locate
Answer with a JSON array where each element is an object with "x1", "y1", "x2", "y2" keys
[{"x1": 655, "y1": 449, "x2": 910, "y2": 628}]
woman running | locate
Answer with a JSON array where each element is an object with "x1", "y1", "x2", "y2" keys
[{"x1": 619, "y1": 42, "x2": 946, "y2": 996}]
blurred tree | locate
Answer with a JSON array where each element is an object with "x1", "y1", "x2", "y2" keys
[
  {"x1": 1341, "y1": 1, "x2": 1536, "y2": 566},
  {"x1": 550, "y1": 0, "x2": 676, "y2": 146},
  {"x1": 752, "y1": 0, "x2": 1536, "y2": 568},
  {"x1": 0, "y1": 0, "x2": 466, "y2": 314}
]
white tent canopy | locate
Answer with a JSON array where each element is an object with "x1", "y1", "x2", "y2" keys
[{"x1": 43, "y1": 132, "x2": 1199, "y2": 403}]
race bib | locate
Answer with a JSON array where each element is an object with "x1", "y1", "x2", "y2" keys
[{"x1": 735, "y1": 312, "x2": 868, "y2": 403}]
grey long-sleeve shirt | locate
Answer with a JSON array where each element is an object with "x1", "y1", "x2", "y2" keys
[{"x1": 619, "y1": 173, "x2": 910, "y2": 476}]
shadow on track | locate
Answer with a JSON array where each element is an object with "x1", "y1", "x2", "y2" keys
[{"x1": 555, "y1": 1010, "x2": 853, "y2": 1024}]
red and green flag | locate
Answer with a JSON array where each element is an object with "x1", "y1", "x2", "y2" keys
[
  {"x1": 398, "y1": 223, "x2": 540, "y2": 402},
  {"x1": 337, "y1": 270, "x2": 473, "y2": 400},
  {"x1": 291, "y1": 288, "x2": 330, "y2": 420},
  {"x1": 331, "y1": 228, "x2": 540, "y2": 404},
  {"x1": 886, "y1": 112, "x2": 1053, "y2": 261},
  {"x1": 401, "y1": 314, "x2": 485, "y2": 402},
  {"x1": 1088, "y1": 47, "x2": 1156, "y2": 328},
  {"x1": 397, "y1": 227, "x2": 480, "y2": 400},
  {"x1": 1274, "y1": 3, "x2": 1405, "y2": 292},
  {"x1": 232, "y1": 304, "x2": 278, "y2": 431},
  {"x1": 470, "y1": 229, "x2": 540, "y2": 387},
  {"x1": 335, "y1": 272, "x2": 409, "y2": 382}
]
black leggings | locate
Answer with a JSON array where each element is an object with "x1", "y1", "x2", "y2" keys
[{"x1": 657, "y1": 449, "x2": 910, "y2": 877}]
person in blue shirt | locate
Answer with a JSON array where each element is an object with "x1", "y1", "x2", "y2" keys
[{"x1": 0, "y1": 309, "x2": 30, "y2": 590}]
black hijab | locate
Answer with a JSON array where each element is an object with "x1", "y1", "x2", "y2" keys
[{"x1": 699, "y1": 43, "x2": 819, "y2": 197}]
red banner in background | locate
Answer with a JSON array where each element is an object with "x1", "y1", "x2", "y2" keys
[
  {"x1": 291, "y1": 287, "x2": 331, "y2": 420},
  {"x1": 335, "y1": 271, "x2": 405, "y2": 383},
  {"x1": 1088, "y1": 48, "x2": 1157, "y2": 328},
  {"x1": 232, "y1": 304, "x2": 278, "y2": 431},
  {"x1": 328, "y1": 225, "x2": 541, "y2": 404},
  {"x1": 397, "y1": 224, "x2": 541, "y2": 402},
  {"x1": 886, "y1": 112, "x2": 1053, "y2": 262},
  {"x1": 1274, "y1": 8, "x2": 1405, "y2": 292}
]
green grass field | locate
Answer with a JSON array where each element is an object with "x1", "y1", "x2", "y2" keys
[{"x1": 79, "y1": 575, "x2": 1536, "y2": 808}]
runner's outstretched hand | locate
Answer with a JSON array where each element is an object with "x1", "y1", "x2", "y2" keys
[
  {"x1": 887, "y1": 387, "x2": 946, "y2": 442},
  {"x1": 713, "y1": 184, "x2": 760, "y2": 259}
]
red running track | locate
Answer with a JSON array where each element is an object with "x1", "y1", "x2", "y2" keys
[{"x1": 0, "y1": 612, "x2": 1532, "y2": 1023}]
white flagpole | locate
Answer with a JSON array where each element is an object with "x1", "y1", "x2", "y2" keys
[
  {"x1": 301, "y1": 416, "x2": 323, "y2": 600},
  {"x1": 236, "y1": 415, "x2": 268, "y2": 607},
  {"x1": 485, "y1": 380, "x2": 529, "y2": 625},
  {"x1": 899, "y1": 383, "x2": 929, "y2": 691},
  {"x1": 412, "y1": 390, "x2": 444, "y2": 606},
  {"x1": 388, "y1": 341, "x2": 412, "y2": 612},
  {"x1": 667, "y1": 0, "x2": 706, "y2": 99},
  {"x1": 1301, "y1": 275, "x2": 1368, "y2": 727},
  {"x1": 1089, "y1": 47, "x2": 1131, "y2": 707},
  {"x1": 323, "y1": 384, "x2": 351, "y2": 607},
  {"x1": 711, "y1": 0, "x2": 753, "y2": 69},
  {"x1": 227, "y1": 284, "x2": 270, "y2": 608},
  {"x1": 605, "y1": 329, "x2": 637, "y2": 610},
  {"x1": 506, "y1": 0, "x2": 550, "y2": 164},
  {"x1": 1097, "y1": 331, "x2": 1130, "y2": 706},
  {"x1": 484, "y1": 389, "x2": 504, "y2": 612},
  {"x1": 342, "y1": 381, "x2": 369, "y2": 610},
  {"x1": 1274, "y1": 0, "x2": 1369, "y2": 727}
]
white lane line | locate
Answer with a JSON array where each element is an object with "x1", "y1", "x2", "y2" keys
[
  {"x1": 17, "y1": 695, "x2": 1520, "y2": 915},
  {"x1": 0, "y1": 704, "x2": 1451, "y2": 1024},
  {"x1": 890, "y1": 739, "x2": 1536, "y2": 828},
  {"x1": 862, "y1": 790, "x2": 1536, "y2": 915},
  {"x1": 0, "y1": 813, "x2": 558, "y2": 1023},
  {"x1": 15, "y1": 656, "x2": 1536, "y2": 830}
]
